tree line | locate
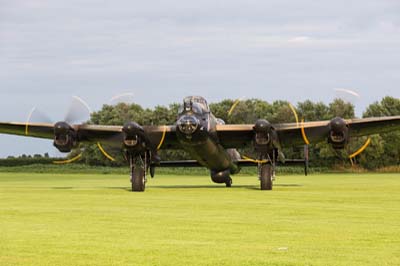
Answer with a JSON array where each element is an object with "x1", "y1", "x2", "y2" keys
[{"x1": 77, "y1": 96, "x2": 399, "y2": 170}]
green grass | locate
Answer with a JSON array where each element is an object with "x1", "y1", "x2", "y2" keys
[{"x1": 0, "y1": 172, "x2": 399, "y2": 266}]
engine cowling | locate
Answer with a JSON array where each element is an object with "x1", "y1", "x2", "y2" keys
[
  {"x1": 53, "y1": 122, "x2": 77, "y2": 152},
  {"x1": 254, "y1": 119, "x2": 272, "y2": 145},
  {"x1": 122, "y1": 122, "x2": 147, "y2": 152},
  {"x1": 253, "y1": 119, "x2": 277, "y2": 155},
  {"x1": 328, "y1": 117, "x2": 349, "y2": 149}
]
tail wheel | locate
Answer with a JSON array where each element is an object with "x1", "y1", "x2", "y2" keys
[
  {"x1": 260, "y1": 164, "x2": 273, "y2": 190},
  {"x1": 131, "y1": 166, "x2": 146, "y2": 192}
]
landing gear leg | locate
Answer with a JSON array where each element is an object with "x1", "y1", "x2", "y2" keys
[{"x1": 129, "y1": 155, "x2": 146, "y2": 192}]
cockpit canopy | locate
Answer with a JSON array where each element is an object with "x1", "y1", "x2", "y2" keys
[{"x1": 178, "y1": 96, "x2": 210, "y2": 115}]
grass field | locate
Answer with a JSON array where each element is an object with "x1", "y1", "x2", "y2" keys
[{"x1": 1, "y1": 172, "x2": 399, "y2": 266}]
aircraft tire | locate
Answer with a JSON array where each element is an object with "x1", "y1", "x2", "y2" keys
[
  {"x1": 132, "y1": 167, "x2": 146, "y2": 192},
  {"x1": 225, "y1": 178, "x2": 232, "y2": 187},
  {"x1": 260, "y1": 164, "x2": 273, "y2": 190}
]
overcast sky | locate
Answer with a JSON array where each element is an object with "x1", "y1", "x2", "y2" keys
[{"x1": 0, "y1": 0, "x2": 400, "y2": 157}]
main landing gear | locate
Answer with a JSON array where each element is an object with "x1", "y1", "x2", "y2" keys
[
  {"x1": 128, "y1": 154, "x2": 146, "y2": 192},
  {"x1": 258, "y1": 152, "x2": 276, "y2": 191},
  {"x1": 259, "y1": 163, "x2": 273, "y2": 190}
]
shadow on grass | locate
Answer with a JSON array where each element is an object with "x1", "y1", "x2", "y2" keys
[
  {"x1": 104, "y1": 187, "x2": 132, "y2": 192},
  {"x1": 100, "y1": 185, "x2": 229, "y2": 190},
  {"x1": 245, "y1": 184, "x2": 303, "y2": 190},
  {"x1": 50, "y1": 186, "x2": 132, "y2": 191},
  {"x1": 48, "y1": 183, "x2": 302, "y2": 191},
  {"x1": 152, "y1": 185, "x2": 247, "y2": 189},
  {"x1": 123, "y1": 183, "x2": 302, "y2": 190}
]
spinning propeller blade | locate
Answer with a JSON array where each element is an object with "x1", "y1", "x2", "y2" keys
[
  {"x1": 334, "y1": 88, "x2": 360, "y2": 105},
  {"x1": 95, "y1": 92, "x2": 159, "y2": 162},
  {"x1": 25, "y1": 96, "x2": 92, "y2": 164},
  {"x1": 109, "y1": 92, "x2": 135, "y2": 105},
  {"x1": 333, "y1": 88, "x2": 371, "y2": 164},
  {"x1": 94, "y1": 93, "x2": 137, "y2": 162},
  {"x1": 64, "y1": 96, "x2": 92, "y2": 125}
]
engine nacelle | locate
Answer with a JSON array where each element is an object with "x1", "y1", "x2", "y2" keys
[
  {"x1": 254, "y1": 119, "x2": 272, "y2": 144},
  {"x1": 210, "y1": 169, "x2": 231, "y2": 184},
  {"x1": 53, "y1": 122, "x2": 76, "y2": 153},
  {"x1": 253, "y1": 119, "x2": 276, "y2": 154},
  {"x1": 328, "y1": 117, "x2": 349, "y2": 149},
  {"x1": 122, "y1": 122, "x2": 147, "y2": 152}
]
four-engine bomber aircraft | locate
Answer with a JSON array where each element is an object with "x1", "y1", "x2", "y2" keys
[{"x1": 1, "y1": 96, "x2": 400, "y2": 192}]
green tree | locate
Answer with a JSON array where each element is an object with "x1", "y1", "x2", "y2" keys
[
  {"x1": 297, "y1": 100, "x2": 330, "y2": 121},
  {"x1": 329, "y1": 98, "x2": 355, "y2": 119},
  {"x1": 359, "y1": 96, "x2": 400, "y2": 168}
]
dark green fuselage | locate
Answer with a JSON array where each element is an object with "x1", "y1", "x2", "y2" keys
[{"x1": 176, "y1": 110, "x2": 239, "y2": 175}]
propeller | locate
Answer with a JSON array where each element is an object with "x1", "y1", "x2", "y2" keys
[
  {"x1": 96, "y1": 92, "x2": 167, "y2": 167},
  {"x1": 333, "y1": 89, "x2": 372, "y2": 165},
  {"x1": 226, "y1": 98, "x2": 290, "y2": 163},
  {"x1": 64, "y1": 96, "x2": 92, "y2": 125},
  {"x1": 226, "y1": 95, "x2": 369, "y2": 171},
  {"x1": 94, "y1": 93, "x2": 138, "y2": 162},
  {"x1": 227, "y1": 97, "x2": 245, "y2": 118},
  {"x1": 25, "y1": 96, "x2": 91, "y2": 164},
  {"x1": 287, "y1": 102, "x2": 310, "y2": 174},
  {"x1": 26, "y1": 96, "x2": 91, "y2": 127},
  {"x1": 220, "y1": 96, "x2": 245, "y2": 124},
  {"x1": 334, "y1": 88, "x2": 360, "y2": 105},
  {"x1": 109, "y1": 92, "x2": 135, "y2": 105},
  {"x1": 226, "y1": 98, "x2": 309, "y2": 176},
  {"x1": 225, "y1": 98, "x2": 257, "y2": 161},
  {"x1": 293, "y1": 89, "x2": 371, "y2": 165}
]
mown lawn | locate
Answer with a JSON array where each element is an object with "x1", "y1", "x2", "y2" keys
[{"x1": 0, "y1": 172, "x2": 399, "y2": 266}]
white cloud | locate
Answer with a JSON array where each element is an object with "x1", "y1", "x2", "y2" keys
[{"x1": 288, "y1": 36, "x2": 312, "y2": 43}]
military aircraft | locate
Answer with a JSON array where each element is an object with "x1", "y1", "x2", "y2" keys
[{"x1": 0, "y1": 95, "x2": 399, "y2": 192}]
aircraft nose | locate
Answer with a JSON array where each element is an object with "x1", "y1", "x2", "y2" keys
[{"x1": 177, "y1": 115, "x2": 200, "y2": 135}]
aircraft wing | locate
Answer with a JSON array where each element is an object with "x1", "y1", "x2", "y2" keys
[
  {"x1": 277, "y1": 116, "x2": 400, "y2": 147},
  {"x1": 2, "y1": 116, "x2": 399, "y2": 150},
  {"x1": 78, "y1": 124, "x2": 180, "y2": 149},
  {"x1": 0, "y1": 122, "x2": 180, "y2": 149},
  {"x1": 0, "y1": 122, "x2": 54, "y2": 139},
  {"x1": 216, "y1": 116, "x2": 400, "y2": 148}
]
